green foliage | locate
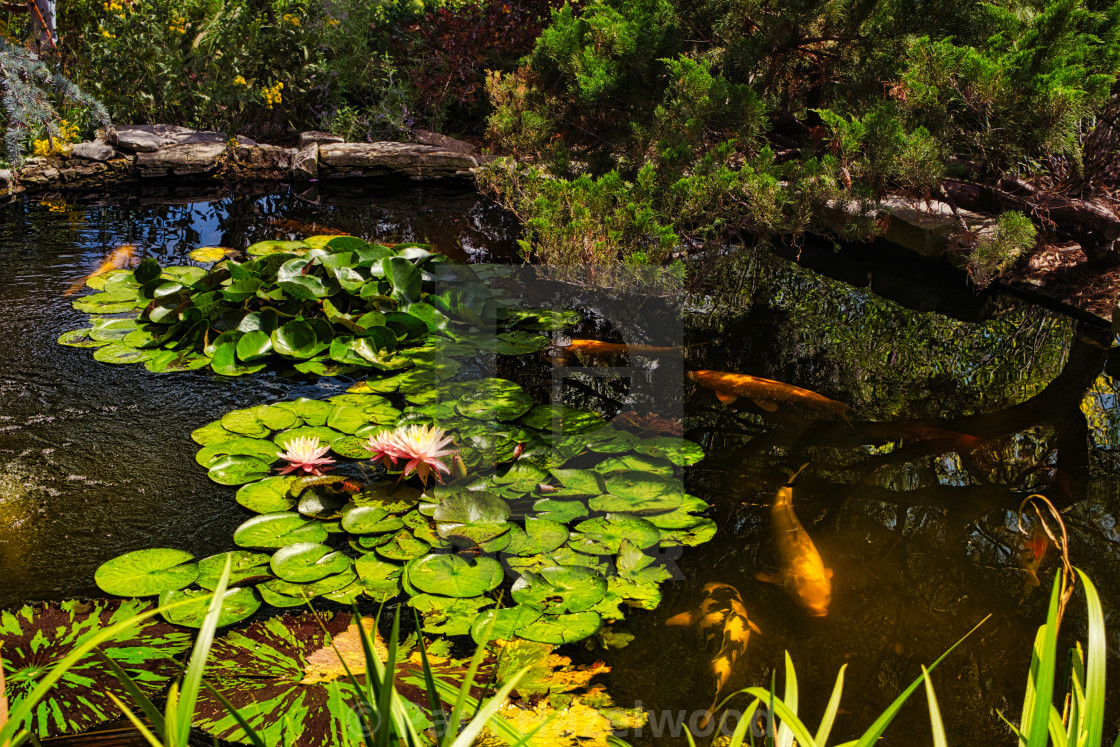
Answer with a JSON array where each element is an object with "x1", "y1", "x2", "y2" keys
[
  {"x1": 484, "y1": 0, "x2": 1120, "y2": 267},
  {"x1": 968, "y1": 210, "x2": 1038, "y2": 288},
  {"x1": 0, "y1": 37, "x2": 108, "y2": 164}
]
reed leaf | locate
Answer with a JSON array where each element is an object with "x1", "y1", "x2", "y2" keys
[
  {"x1": 1023, "y1": 573, "x2": 1062, "y2": 747},
  {"x1": 920, "y1": 666, "x2": 947, "y2": 747},
  {"x1": 815, "y1": 664, "x2": 847, "y2": 746},
  {"x1": 777, "y1": 652, "x2": 797, "y2": 747},
  {"x1": 1075, "y1": 568, "x2": 1106, "y2": 747}
]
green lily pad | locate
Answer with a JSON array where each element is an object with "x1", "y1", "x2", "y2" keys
[
  {"x1": 659, "y1": 517, "x2": 719, "y2": 546},
  {"x1": 353, "y1": 554, "x2": 403, "y2": 601},
  {"x1": 521, "y1": 405, "x2": 606, "y2": 433},
  {"x1": 407, "y1": 553, "x2": 504, "y2": 597},
  {"x1": 270, "y1": 543, "x2": 353, "y2": 583},
  {"x1": 470, "y1": 604, "x2": 545, "y2": 645},
  {"x1": 548, "y1": 468, "x2": 606, "y2": 496},
  {"x1": 189, "y1": 246, "x2": 237, "y2": 262},
  {"x1": 88, "y1": 318, "x2": 144, "y2": 342},
  {"x1": 233, "y1": 511, "x2": 330, "y2": 549},
  {"x1": 93, "y1": 343, "x2": 152, "y2": 365},
  {"x1": 518, "y1": 611, "x2": 603, "y2": 644},
  {"x1": 595, "y1": 453, "x2": 675, "y2": 475},
  {"x1": 339, "y1": 504, "x2": 391, "y2": 534},
  {"x1": 158, "y1": 587, "x2": 261, "y2": 628},
  {"x1": 409, "y1": 594, "x2": 496, "y2": 636},
  {"x1": 375, "y1": 529, "x2": 432, "y2": 561},
  {"x1": 195, "y1": 437, "x2": 281, "y2": 468},
  {"x1": 274, "y1": 397, "x2": 335, "y2": 426},
  {"x1": 222, "y1": 404, "x2": 299, "y2": 436},
  {"x1": 246, "y1": 239, "x2": 310, "y2": 256},
  {"x1": 530, "y1": 498, "x2": 590, "y2": 523},
  {"x1": 592, "y1": 471, "x2": 684, "y2": 514},
  {"x1": 504, "y1": 518, "x2": 571, "y2": 556},
  {"x1": 432, "y1": 491, "x2": 512, "y2": 544},
  {"x1": 511, "y1": 566, "x2": 608, "y2": 614},
  {"x1": 94, "y1": 548, "x2": 198, "y2": 597},
  {"x1": 274, "y1": 426, "x2": 347, "y2": 449},
  {"x1": 191, "y1": 420, "x2": 238, "y2": 446},
  {"x1": 235, "y1": 476, "x2": 299, "y2": 513},
  {"x1": 495, "y1": 330, "x2": 551, "y2": 355},
  {"x1": 634, "y1": 436, "x2": 706, "y2": 466},
  {"x1": 195, "y1": 551, "x2": 273, "y2": 590},
  {"x1": 208, "y1": 455, "x2": 274, "y2": 485},
  {"x1": 570, "y1": 514, "x2": 661, "y2": 554},
  {"x1": 455, "y1": 378, "x2": 533, "y2": 421},
  {"x1": 259, "y1": 568, "x2": 358, "y2": 600},
  {"x1": 57, "y1": 328, "x2": 109, "y2": 347}
]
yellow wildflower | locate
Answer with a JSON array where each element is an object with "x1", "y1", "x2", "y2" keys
[
  {"x1": 262, "y1": 81, "x2": 284, "y2": 109},
  {"x1": 233, "y1": 75, "x2": 247, "y2": 86},
  {"x1": 327, "y1": 17, "x2": 339, "y2": 26},
  {"x1": 32, "y1": 139, "x2": 51, "y2": 158},
  {"x1": 282, "y1": 12, "x2": 301, "y2": 26}
]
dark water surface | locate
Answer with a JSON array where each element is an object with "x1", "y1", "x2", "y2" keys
[{"x1": 1, "y1": 183, "x2": 1118, "y2": 745}]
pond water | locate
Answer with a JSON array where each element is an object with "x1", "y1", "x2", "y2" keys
[{"x1": 1, "y1": 182, "x2": 1118, "y2": 745}]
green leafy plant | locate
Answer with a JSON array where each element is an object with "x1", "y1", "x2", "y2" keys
[{"x1": 966, "y1": 211, "x2": 1038, "y2": 289}]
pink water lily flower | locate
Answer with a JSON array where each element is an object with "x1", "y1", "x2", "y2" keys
[
  {"x1": 363, "y1": 429, "x2": 407, "y2": 469},
  {"x1": 366, "y1": 423, "x2": 457, "y2": 486},
  {"x1": 276, "y1": 436, "x2": 336, "y2": 476},
  {"x1": 395, "y1": 424, "x2": 457, "y2": 486}
]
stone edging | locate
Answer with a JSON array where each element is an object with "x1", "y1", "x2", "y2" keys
[{"x1": 0, "y1": 124, "x2": 484, "y2": 196}]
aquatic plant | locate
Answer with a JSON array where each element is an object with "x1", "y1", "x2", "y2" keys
[
  {"x1": 58, "y1": 236, "x2": 559, "y2": 377},
  {"x1": 368, "y1": 423, "x2": 458, "y2": 486},
  {"x1": 0, "y1": 599, "x2": 190, "y2": 739}
]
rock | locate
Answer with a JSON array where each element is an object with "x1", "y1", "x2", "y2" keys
[
  {"x1": 0, "y1": 169, "x2": 12, "y2": 185},
  {"x1": 410, "y1": 128, "x2": 476, "y2": 154},
  {"x1": 318, "y1": 142, "x2": 477, "y2": 178},
  {"x1": 110, "y1": 125, "x2": 254, "y2": 153},
  {"x1": 71, "y1": 140, "x2": 118, "y2": 162},
  {"x1": 135, "y1": 142, "x2": 228, "y2": 177},
  {"x1": 291, "y1": 143, "x2": 319, "y2": 180},
  {"x1": 299, "y1": 130, "x2": 344, "y2": 149}
]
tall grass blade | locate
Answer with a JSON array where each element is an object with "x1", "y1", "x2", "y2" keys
[
  {"x1": 104, "y1": 692, "x2": 163, "y2": 747},
  {"x1": 1075, "y1": 568, "x2": 1106, "y2": 747},
  {"x1": 814, "y1": 663, "x2": 846, "y2": 747},
  {"x1": 376, "y1": 608, "x2": 401, "y2": 747},
  {"x1": 412, "y1": 610, "x2": 450, "y2": 742},
  {"x1": 426, "y1": 676, "x2": 536, "y2": 747},
  {"x1": 175, "y1": 556, "x2": 232, "y2": 747},
  {"x1": 1023, "y1": 573, "x2": 1062, "y2": 747},
  {"x1": 349, "y1": 606, "x2": 393, "y2": 746},
  {"x1": 94, "y1": 648, "x2": 166, "y2": 735},
  {"x1": 163, "y1": 682, "x2": 180, "y2": 747},
  {"x1": 852, "y1": 613, "x2": 990, "y2": 747},
  {"x1": 447, "y1": 667, "x2": 528, "y2": 747},
  {"x1": 741, "y1": 689, "x2": 817, "y2": 747},
  {"x1": 920, "y1": 666, "x2": 947, "y2": 747},
  {"x1": 1047, "y1": 705, "x2": 1069, "y2": 747},
  {"x1": 776, "y1": 652, "x2": 797, "y2": 747},
  {"x1": 1068, "y1": 645, "x2": 1084, "y2": 745},
  {"x1": 444, "y1": 613, "x2": 498, "y2": 747}
]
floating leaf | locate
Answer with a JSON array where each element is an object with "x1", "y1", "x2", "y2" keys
[
  {"x1": 522, "y1": 405, "x2": 606, "y2": 433},
  {"x1": 195, "y1": 551, "x2": 273, "y2": 589},
  {"x1": 455, "y1": 378, "x2": 533, "y2": 421},
  {"x1": 531, "y1": 498, "x2": 590, "y2": 523},
  {"x1": 158, "y1": 587, "x2": 262, "y2": 628},
  {"x1": 569, "y1": 514, "x2": 661, "y2": 554},
  {"x1": 407, "y1": 553, "x2": 504, "y2": 597},
  {"x1": 511, "y1": 566, "x2": 608, "y2": 614},
  {"x1": 236, "y1": 475, "x2": 299, "y2": 513},
  {"x1": 94, "y1": 548, "x2": 197, "y2": 597},
  {"x1": 208, "y1": 454, "x2": 274, "y2": 485},
  {"x1": 190, "y1": 246, "x2": 237, "y2": 262},
  {"x1": 470, "y1": 604, "x2": 544, "y2": 644},
  {"x1": 593, "y1": 471, "x2": 684, "y2": 514},
  {"x1": 504, "y1": 518, "x2": 570, "y2": 556},
  {"x1": 233, "y1": 511, "x2": 330, "y2": 548},
  {"x1": 271, "y1": 542, "x2": 353, "y2": 583},
  {"x1": 195, "y1": 437, "x2": 280, "y2": 468},
  {"x1": 57, "y1": 328, "x2": 108, "y2": 347},
  {"x1": 633, "y1": 436, "x2": 706, "y2": 466},
  {"x1": 495, "y1": 330, "x2": 551, "y2": 355},
  {"x1": 376, "y1": 529, "x2": 432, "y2": 561},
  {"x1": 409, "y1": 593, "x2": 496, "y2": 635},
  {"x1": 518, "y1": 611, "x2": 603, "y2": 644},
  {"x1": 1, "y1": 599, "x2": 191, "y2": 738},
  {"x1": 191, "y1": 420, "x2": 238, "y2": 446},
  {"x1": 353, "y1": 554, "x2": 402, "y2": 601}
]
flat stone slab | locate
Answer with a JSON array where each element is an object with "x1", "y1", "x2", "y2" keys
[
  {"x1": 136, "y1": 142, "x2": 228, "y2": 176},
  {"x1": 319, "y1": 142, "x2": 477, "y2": 176},
  {"x1": 110, "y1": 125, "x2": 255, "y2": 153},
  {"x1": 291, "y1": 143, "x2": 319, "y2": 180},
  {"x1": 71, "y1": 141, "x2": 118, "y2": 162},
  {"x1": 299, "y1": 130, "x2": 344, "y2": 149},
  {"x1": 410, "y1": 129, "x2": 476, "y2": 154}
]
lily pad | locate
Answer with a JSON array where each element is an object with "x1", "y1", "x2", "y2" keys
[
  {"x1": 195, "y1": 551, "x2": 273, "y2": 589},
  {"x1": 409, "y1": 593, "x2": 496, "y2": 636},
  {"x1": 93, "y1": 342, "x2": 152, "y2": 364},
  {"x1": 375, "y1": 529, "x2": 432, "y2": 561},
  {"x1": 634, "y1": 436, "x2": 706, "y2": 466},
  {"x1": 518, "y1": 611, "x2": 603, "y2": 645},
  {"x1": 57, "y1": 328, "x2": 108, "y2": 347},
  {"x1": 235, "y1": 476, "x2": 299, "y2": 513},
  {"x1": 353, "y1": 554, "x2": 403, "y2": 601},
  {"x1": 233, "y1": 511, "x2": 330, "y2": 548},
  {"x1": 470, "y1": 604, "x2": 544, "y2": 644},
  {"x1": 208, "y1": 454, "x2": 274, "y2": 485},
  {"x1": 570, "y1": 514, "x2": 661, "y2": 554},
  {"x1": 511, "y1": 566, "x2": 608, "y2": 614},
  {"x1": 158, "y1": 587, "x2": 262, "y2": 628},
  {"x1": 495, "y1": 330, "x2": 551, "y2": 355},
  {"x1": 0, "y1": 599, "x2": 190, "y2": 739},
  {"x1": 592, "y1": 471, "x2": 684, "y2": 514},
  {"x1": 191, "y1": 420, "x2": 238, "y2": 446},
  {"x1": 522, "y1": 405, "x2": 606, "y2": 433},
  {"x1": 530, "y1": 498, "x2": 590, "y2": 523},
  {"x1": 504, "y1": 518, "x2": 570, "y2": 556},
  {"x1": 94, "y1": 548, "x2": 198, "y2": 597},
  {"x1": 271, "y1": 542, "x2": 353, "y2": 583},
  {"x1": 455, "y1": 378, "x2": 533, "y2": 421},
  {"x1": 195, "y1": 437, "x2": 280, "y2": 468},
  {"x1": 407, "y1": 553, "x2": 504, "y2": 597}
]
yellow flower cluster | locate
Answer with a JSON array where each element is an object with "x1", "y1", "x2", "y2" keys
[
  {"x1": 262, "y1": 81, "x2": 284, "y2": 109},
  {"x1": 169, "y1": 15, "x2": 187, "y2": 34},
  {"x1": 326, "y1": 17, "x2": 339, "y2": 26},
  {"x1": 31, "y1": 120, "x2": 80, "y2": 158},
  {"x1": 102, "y1": 0, "x2": 124, "y2": 11},
  {"x1": 101, "y1": 29, "x2": 116, "y2": 39},
  {"x1": 282, "y1": 12, "x2": 301, "y2": 26},
  {"x1": 58, "y1": 119, "x2": 79, "y2": 142},
  {"x1": 233, "y1": 75, "x2": 248, "y2": 86}
]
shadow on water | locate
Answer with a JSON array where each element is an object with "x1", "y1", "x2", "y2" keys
[{"x1": 2, "y1": 186, "x2": 1119, "y2": 746}]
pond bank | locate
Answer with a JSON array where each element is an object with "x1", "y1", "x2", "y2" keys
[{"x1": 5, "y1": 123, "x2": 1116, "y2": 328}]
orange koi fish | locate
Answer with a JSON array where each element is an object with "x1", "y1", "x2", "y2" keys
[
  {"x1": 687, "y1": 370, "x2": 851, "y2": 419},
  {"x1": 64, "y1": 244, "x2": 137, "y2": 295},
  {"x1": 667, "y1": 582, "x2": 761, "y2": 728},
  {"x1": 757, "y1": 465, "x2": 833, "y2": 617},
  {"x1": 1021, "y1": 524, "x2": 1050, "y2": 592}
]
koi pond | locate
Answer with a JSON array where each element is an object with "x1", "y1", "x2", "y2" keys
[{"x1": 1, "y1": 181, "x2": 1119, "y2": 746}]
